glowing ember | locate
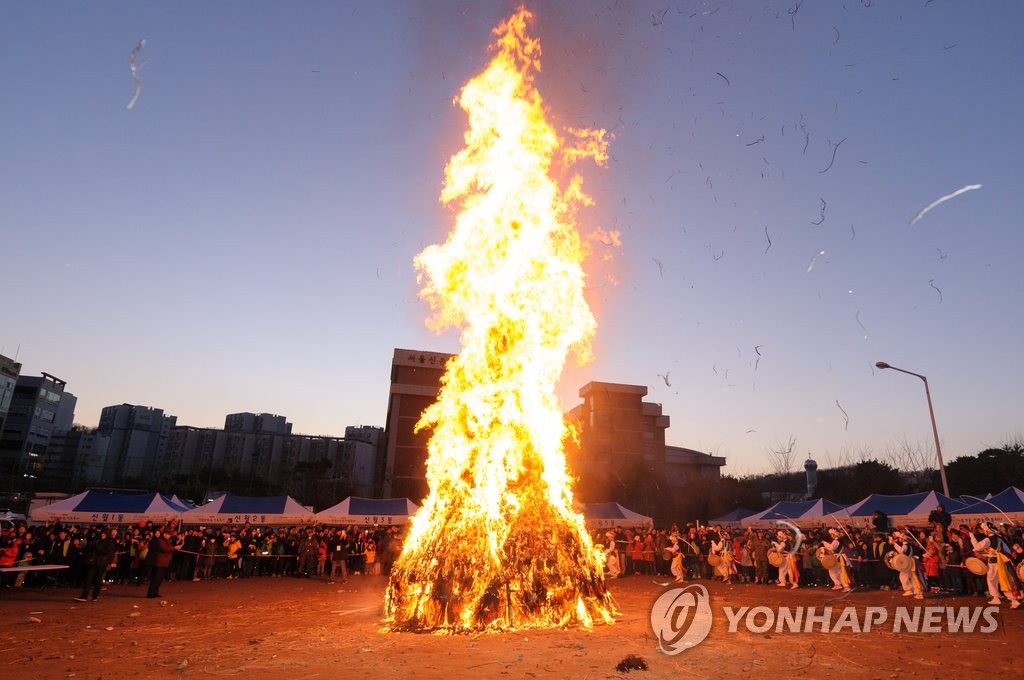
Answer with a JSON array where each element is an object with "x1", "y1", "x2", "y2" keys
[{"x1": 384, "y1": 7, "x2": 616, "y2": 632}]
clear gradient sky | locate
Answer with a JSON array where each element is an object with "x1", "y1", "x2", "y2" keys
[{"x1": 3, "y1": 1, "x2": 1022, "y2": 476}]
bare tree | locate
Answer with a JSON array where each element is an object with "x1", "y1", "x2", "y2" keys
[
  {"x1": 996, "y1": 432, "x2": 1024, "y2": 453},
  {"x1": 818, "y1": 444, "x2": 876, "y2": 471},
  {"x1": 883, "y1": 436, "x2": 936, "y2": 474},
  {"x1": 856, "y1": 444, "x2": 876, "y2": 464},
  {"x1": 729, "y1": 462, "x2": 752, "y2": 479},
  {"x1": 820, "y1": 448, "x2": 837, "y2": 469},
  {"x1": 764, "y1": 435, "x2": 798, "y2": 476}
]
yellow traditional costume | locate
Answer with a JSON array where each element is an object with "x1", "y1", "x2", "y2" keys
[
  {"x1": 822, "y1": 529, "x2": 852, "y2": 592},
  {"x1": 970, "y1": 523, "x2": 1021, "y2": 608}
]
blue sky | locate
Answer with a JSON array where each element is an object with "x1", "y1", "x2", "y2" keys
[{"x1": 3, "y1": 1, "x2": 1022, "y2": 476}]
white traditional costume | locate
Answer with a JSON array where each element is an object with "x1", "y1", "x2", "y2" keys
[
  {"x1": 710, "y1": 532, "x2": 735, "y2": 583},
  {"x1": 668, "y1": 531, "x2": 686, "y2": 583},
  {"x1": 822, "y1": 528, "x2": 852, "y2": 592},
  {"x1": 890, "y1": 531, "x2": 924, "y2": 599},
  {"x1": 969, "y1": 522, "x2": 1021, "y2": 608},
  {"x1": 773, "y1": 530, "x2": 799, "y2": 589},
  {"x1": 605, "y1": 531, "x2": 621, "y2": 578}
]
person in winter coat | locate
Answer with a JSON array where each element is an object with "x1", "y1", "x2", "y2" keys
[
  {"x1": 297, "y1": 528, "x2": 319, "y2": 578},
  {"x1": 146, "y1": 526, "x2": 175, "y2": 599},
  {"x1": 75, "y1": 527, "x2": 117, "y2": 602}
]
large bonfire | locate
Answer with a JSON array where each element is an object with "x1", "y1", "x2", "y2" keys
[{"x1": 383, "y1": 7, "x2": 616, "y2": 632}]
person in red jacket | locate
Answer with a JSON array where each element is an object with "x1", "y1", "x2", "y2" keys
[
  {"x1": 922, "y1": 542, "x2": 941, "y2": 591},
  {"x1": 0, "y1": 530, "x2": 21, "y2": 567},
  {"x1": 146, "y1": 526, "x2": 175, "y2": 599},
  {"x1": 0, "y1": 530, "x2": 24, "y2": 589}
]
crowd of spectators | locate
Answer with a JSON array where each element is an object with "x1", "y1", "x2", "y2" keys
[
  {"x1": 595, "y1": 513, "x2": 1024, "y2": 596},
  {"x1": 4, "y1": 510, "x2": 1023, "y2": 600},
  {"x1": 0, "y1": 520, "x2": 404, "y2": 595}
]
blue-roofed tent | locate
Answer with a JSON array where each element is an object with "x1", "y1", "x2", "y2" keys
[
  {"x1": 29, "y1": 490, "x2": 190, "y2": 525},
  {"x1": 315, "y1": 496, "x2": 419, "y2": 526},
  {"x1": 583, "y1": 502, "x2": 653, "y2": 530},
  {"x1": 794, "y1": 499, "x2": 850, "y2": 527},
  {"x1": 741, "y1": 500, "x2": 816, "y2": 528},
  {"x1": 709, "y1": 508, "x2": 757, "y2": 528},
  {"x1": 951, "y1": 487, "x2": 1024, "y2": 524},
  {"x1": 740, "y1": 499, "x2": 849, "y2": 529},
  {"x1": 181, "y1": 494, "x2": 314, "y2": 526},
  {"x1": 842, "y1": 490, "x2": 968, "y2": 528}
]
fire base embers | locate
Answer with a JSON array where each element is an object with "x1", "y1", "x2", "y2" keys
[{"x1": 384, "y1": 510, "x2": 616, "y2": 632}]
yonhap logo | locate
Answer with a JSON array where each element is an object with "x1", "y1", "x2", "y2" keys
[
  {"x1": 649, "y1": 594, "x2": 1000, "y2": 654},
  {"x1": 650, "y1": 584, "x2": 713, "y2": 654}
]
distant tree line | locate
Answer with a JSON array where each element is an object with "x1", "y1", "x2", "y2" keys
[{"x1": 600, "y1": 440, "x2": 1024, "y2": 527}]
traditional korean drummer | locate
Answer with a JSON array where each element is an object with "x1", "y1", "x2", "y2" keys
[
  {"x1": 821, "y1": 528, "x2": 852, "y2": 592},
  {"x1": 889, "y1": 531, "x2": 925, "y2": 600},
  {"x1": 709, "y1": 530, "x2": 735, "y2": 584},
  {"x1": 969, "y1": 522, "x2": 1021, "y2": 609},
  {"x1": 772, "y1": 529, "x2": 798, "y2": 589},
  {"x1": 667, "y1": 530, "x2": 687, "y2": 584}
]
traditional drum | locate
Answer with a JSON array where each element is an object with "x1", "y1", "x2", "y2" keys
[
  {"x1": 1017, "y1": 561, "x2": 1024, "y2": 581},
  {"x1": 816, "y1": 547, "x2": 838, "y2": 569},
  {"x1": 707, "y1": 554, "x2": 722, "y2": 567},
  {"x1": 768, "y1": 550, "x2": 784, "y2": 567},
  {"x1": 964, "y1": 556, "x2": 987, "y2": 576},
  {"x1": 662, "y1": 549, "x2": 675, "y2": 561},
  {"x1": 883, "y1": 550, "x2": 898, "y2": 571},
  {"x1": 891, "y1": 553, "x2": 915, "y2": 573}
]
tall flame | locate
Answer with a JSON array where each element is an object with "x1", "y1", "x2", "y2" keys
[{"x1": 383, "y1": 7, "x2": 616, "y2": 632}]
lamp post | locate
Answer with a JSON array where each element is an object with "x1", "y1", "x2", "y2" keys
[{"x1": 875, "y1": 361, "x2": 950, "y2": 496}]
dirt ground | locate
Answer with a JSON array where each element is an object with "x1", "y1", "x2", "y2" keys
[{"x1": 2, "y1": 574, "x2": 1021, "y2": 680}]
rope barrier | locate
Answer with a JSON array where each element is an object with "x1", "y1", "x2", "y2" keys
[{"x1": 171, "y1": 548, "x2": 374, "y2": 558}]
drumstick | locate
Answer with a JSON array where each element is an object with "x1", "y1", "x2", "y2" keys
[
  {"x1": 831, "y1": 514, "x2": 856, "y2": 544},
  {"x1": 774, "y1": 518, "x2": 804, "y2": 556},
  {"x1": 959, "y1": 494, "x2": 1016, "y2": 529},
  {"x1": 899, "y1": 526, "x2": 927, "y2": 551}
]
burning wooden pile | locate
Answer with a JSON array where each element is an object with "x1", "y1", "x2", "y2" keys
[{"x1": 383, "y1": 7, "x2": 617, "y2": 633}]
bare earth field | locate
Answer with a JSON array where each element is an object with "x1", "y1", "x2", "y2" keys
[{"x1": 2, "y1": 575, "x2": 1021, "y2": 680}]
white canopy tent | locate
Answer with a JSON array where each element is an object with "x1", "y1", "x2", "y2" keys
[
  {"x1": 315, "y1": 497, "x2": 419, "y2": 526},
  {"x1": 180, "y1": 494, "x2": 314, "y2": 526},
  {"x1": 740, "y1": 499, "x2": 849, "y2": 530},
  {"x1": 582, "y1": 502, "x2": 653, "y2": 530},
  {"x1": 952, "y1": 487, "x2": 1024, "y2": 525},
  {"x1": 29, "y1": 491, "x2": 189, "y2": 525},
  {"x1": 842, "y1": 490, "x2": 968, "y2": 528}
]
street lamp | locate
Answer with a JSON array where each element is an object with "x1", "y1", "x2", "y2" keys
[{"x1": 875, "y1": 361, "x2": 950, "y2": 497}]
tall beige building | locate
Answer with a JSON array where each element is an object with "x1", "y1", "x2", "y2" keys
[
  {"x1": 564, "y1": 382, "x2": 669, "y2": 502},
  {"x1": 380, "y1": 348, "x2": 453, "y2": 501},
  {"x1": 380, "y1": 351, "x2": 726, "y2": 508},
  {"x1": 0, "y1": 354, "x2": 21, "y2": 440}
]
